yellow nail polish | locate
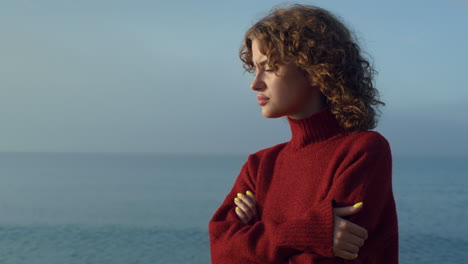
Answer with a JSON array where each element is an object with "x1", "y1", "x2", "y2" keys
[
  {"x1": 234, "y1": 198, "x2": 240, "y2": 202},
  {"x1": 237, "y1": 193, "x2": 243, "y2": 197},
  {"x1": 246, "y1": 191, "x2": 254, "y2": 196},
  {"x1": 235, "y1": 207, "x2": 240, "y2": 211},
  {"x1": 353, "y1": 202, "x2": 363, "y2": 208}
]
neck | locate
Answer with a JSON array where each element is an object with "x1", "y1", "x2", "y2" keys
[
  {"x1": 286, "y1": 106, "x2": 345, "y2": 150},
  {"x1": 287, "y1": 91, "x2": 326, "y2": 120}
]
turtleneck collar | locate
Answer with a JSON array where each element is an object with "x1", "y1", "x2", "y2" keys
[{"x1": 286, "y1": 106, "x2": 346, "y2": 150}]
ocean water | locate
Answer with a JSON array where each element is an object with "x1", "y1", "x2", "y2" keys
[{"x1": 0, "y1": 152, "x2": 466, "y2": 263}]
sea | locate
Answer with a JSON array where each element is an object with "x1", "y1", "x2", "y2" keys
[{"x1": 0, "y1": 152, "x2": 466, "y2": 264}]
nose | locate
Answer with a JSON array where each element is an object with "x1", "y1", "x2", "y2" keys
[{"x1": 250, "y1": 73, "x2": 266, "y2": 91}]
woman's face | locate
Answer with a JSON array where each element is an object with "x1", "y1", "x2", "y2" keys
[{"x1": 250, "y1": 39, "x2": 324, "y2": 120}]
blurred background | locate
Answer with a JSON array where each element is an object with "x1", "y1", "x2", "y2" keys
[{"x1": 0, "y1": 0, "x2": 467, "y2": 263}]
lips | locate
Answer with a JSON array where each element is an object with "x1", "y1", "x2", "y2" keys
[
  {"x1": 257, "y1": 94, "x2": 270, "y2": 100},
  {"x1": 257, "y1": 94, "x2": 269, "y2": 106}
]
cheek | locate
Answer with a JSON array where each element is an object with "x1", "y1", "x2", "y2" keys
[
  {"x1": 271, "y1": 80, "x2": 291, "y2": 100},
  {"x1": 270, "y1": 74, "x2": 309, "y2": 105},
  {"x1": 276, "y1": 89, "x2": 299, "y2": 109}
]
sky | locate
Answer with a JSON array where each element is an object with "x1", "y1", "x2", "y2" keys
[{"x1": 1, "y1": 0, "x2": 467, "y2": 157}]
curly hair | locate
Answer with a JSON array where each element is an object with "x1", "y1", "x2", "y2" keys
[{"x1": 239, "y1": 4, "x2": 385, "y2": 133}]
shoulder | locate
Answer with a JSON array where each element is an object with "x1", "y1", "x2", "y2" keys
[
  {"x1": 339, "y1": 130, "x2": 391, "y2": 155},
  {"x1": 247, "y1": 142, "x2": 288, "y2": 162},
  {"x1": 329, "y1": 131, "x2": 392, "y2": 170},
  {"x1": 333, "y1": 131, "x2": 393, "y2": 182},
  {"x1": 242, "y1": 142, "x2": 288, "y2": 174}
]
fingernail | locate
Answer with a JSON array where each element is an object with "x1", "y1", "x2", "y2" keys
[
  {"x1": 237, "y1": 193, "x2": 244, "y2": 197},
  {"x1": 235, "y1": 207, "x2": 240, "y2": 211},
  {"x1": 246, "y1": 190, "x2": 254, "y2": 196},
  {"x1": 353, "y1": 202, "x2": 363, "y2": 208},
  {"x1": 234, "y1": 198, "x2": 240, "y2": 202}
]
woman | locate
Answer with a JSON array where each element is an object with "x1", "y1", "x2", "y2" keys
[{"x1": 209, "y1": 4, "x2": 398, "y2": 264}]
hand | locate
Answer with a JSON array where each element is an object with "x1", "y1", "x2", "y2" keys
[
  {"x1": 234, "y1": 191, "x2": 257, "y2": 224},
  {"x1": 333, "y1": 202, "x2": 368, "y2": 260}
]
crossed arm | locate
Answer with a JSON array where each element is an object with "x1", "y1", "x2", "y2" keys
[
  {"x1": 209, "y1": 136, "x2": 397, "y2": 263},
  {"x1": 234, "y1": 190, "x2": 368, "y2": 260}
]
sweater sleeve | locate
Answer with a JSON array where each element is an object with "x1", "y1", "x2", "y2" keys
[
  {"x1": 329, "y1": 134, "x2": 399, "y2": 264},
  {"x1": 208, "y1": 155, "x2": 335, "y2": 264}
]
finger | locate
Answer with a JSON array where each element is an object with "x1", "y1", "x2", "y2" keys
[
  {"x1": 347, "y1": 233, "x2": 366, "y2": 248},
  {"x1": 237, "y1": 193, "x2": 257, "y2": 216},
  {"x1": 334, "y1": 239, "x2": 360, "y2": 256},
  {"x1": 235, "y1": 198, "x2": 254, "y2": 219},
  {"x1": 235, "y1": 207, "x2": 247, "y2": 223},
  {"x1": 335, "y1": 228, "x2": 365, "y2": 248},
  {"x1": 239, "y1": 194, "x2": 256, "y2": 207},
  {"x1": 237, "y1": 192, "x2": 256, "y2": 205},
  {"x1": 334, "y1": 202, "x2": 363, "y2": 217},
  {"x1": 336, "y1": 218, "x2": 367, "y2": 244},
  {"x1": 343, "y1": 243, "x2": 360, "y2": 254},
  {"x1": 246, "y1": 190, "x2": 256, "y2": 202},
  {"x1": 345, "y1": 221, "x2": 368, "y2": 240},
  {"x1": 339, "y1": 231, "x2": 365, "y2": 249},
  {"x1": 334, "y1": 249, "x2": 358, "y2": 260},
  {"x1": 235, "y1": 207, "x2": 248, "y2": 224},
  {"x1": 238, "y1": 194, "x2": 257, "y2": 214}
]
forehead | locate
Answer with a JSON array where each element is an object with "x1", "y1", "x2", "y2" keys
[{"x1": 251, "y1": 39, "x2": 267, "y2": 65}]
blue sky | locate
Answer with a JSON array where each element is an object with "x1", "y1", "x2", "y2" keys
[{"x1": 1, "y1": 0, "x2": 467, "y2": 156}]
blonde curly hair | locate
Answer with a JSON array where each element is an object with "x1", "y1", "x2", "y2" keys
[{"x1": 240, "y1": 4, "x2": 385, "y2": 133}]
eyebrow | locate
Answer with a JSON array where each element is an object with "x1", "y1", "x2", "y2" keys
[{"x1": 255, "y1": 59, "x2": 268, "y2": 67}]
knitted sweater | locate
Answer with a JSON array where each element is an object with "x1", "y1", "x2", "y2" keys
[{"x1": 208, "y1": 106, "x2": 399, "y2": 264}]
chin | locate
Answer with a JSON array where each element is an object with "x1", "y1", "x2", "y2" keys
[{"x1": 261, "y1": 108, "x2": 284, "y2": 119}]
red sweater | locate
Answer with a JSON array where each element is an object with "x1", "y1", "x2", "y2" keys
[{"x1": 208, "y1": 106, "x2": 399, "y2": 263}]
